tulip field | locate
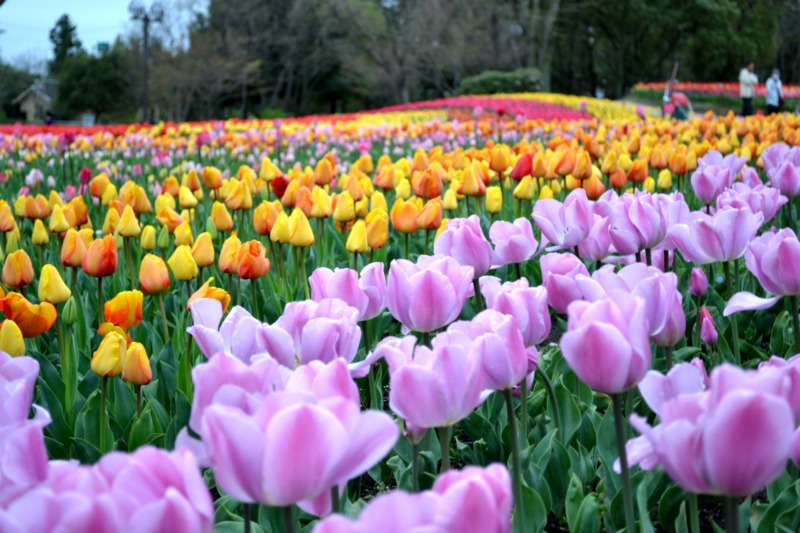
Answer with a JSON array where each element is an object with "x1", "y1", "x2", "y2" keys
[{"x1": 3, "y1": 91, "x2": 800, "y2": 532}]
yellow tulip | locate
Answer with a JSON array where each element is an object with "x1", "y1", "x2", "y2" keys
[
  {"x1": 32, "y1": 219, "x2": 49, "y2": 245},
  {"x1": 140, "y1": 225, "x2": 156, "y2": 250},
  {"x1": 333, "y1": 191, "x2": 355, "y2": 223},
  {"x1": 118, "y1": 205, "x2": 141, "y2": 238},
  {"x1": 485, "y1": 186, "x2": 502, "y2": 214},
  {"x1": 49, "y1": 204, "x2": 70, "y2": 233},
  {"x1": 346, "y1": 220, "x2": 369, "y2": 254},
  {"x1": 91, "y1": 331, "x2": 126, "y2": 378},
  {"x1": 123, "y1": 342, "x2": 152, "y2": 385},
  {"x1": 288, "y1": 209, "x2": 315, "y2": 247},
  {"x1": 168, "y1": 245, "x2": 199, "y2": 280},
  {"x1": 38, "y1": 264, "x2": 72, "y2": 304},
  {"x1": 174, "y1": 220, "x2": 194, "y2": 247},
  {"x1": 0, "y1": 320, "x2": 25, "y2": 357}
]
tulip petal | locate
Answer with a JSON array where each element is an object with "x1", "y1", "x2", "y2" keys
[{"x1": 723, "y1": 292, "x2": 782, "y2": 316}]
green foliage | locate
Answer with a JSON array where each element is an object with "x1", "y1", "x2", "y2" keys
[
  {"x1": 255, "y1": 107, "x2": 289, "y2": 119},
  {"x1": 49, "y1": 14, "x2": 83, "y2": 75},
  {"x1": 456, "y1": 68, "x2": 543, "y2": 96},
  {"x1": 55, "y1": 45, "x2": 135, "y2": 122},
  {"x1": 0, "y1": 62, "x2": 35, "y2": 121}
]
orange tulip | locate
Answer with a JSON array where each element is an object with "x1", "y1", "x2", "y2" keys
[
  {"x1": 182, "y1": 169, "x2": 202, "y2": 191},
  {"x1": 67, "y1": 196, "x2": 89, "y2": 226},
  {"x1": 0, "y1": 293, "x2": 57, "y2": 338},
  {"x1": 416, "y1": 197, "x2": 443, "y2": 231},
  {"x1": 610, "y1": 168, "x2": 628, "y2": 189},
  {"x1": 89, "y1": 173, "x2": 110, "y2": 198},
  {"x1": 373, "y1": 166, "x2": 396, "y2": 190},
  {"x1": 295, "y1": 186, "x2": 314, "y2": 217},
  {"x1": 123, "y1": 342, "x2": 152, "y2": 385},
  {"x1": 59, "y1": 229, "x2": 86, "y2": 269},
  {"x1": 104, "y1": 290, "x2": 143, "y2": 330},
  {"x1": 2, "y1": 250, "x2": 34, "y2": 290},
  {"x1": 554, "y1": 151, "x2": 576, "y2": 176},
  {"x1": 82, "y1": 234, "x2": 118, "y2": 278},
  {"x1": 253, "y1": 200, "x2": 282, "y2": 236},
  {"x1": 649, "y1": 147, "x2": 668, "y2": 170},
  {"x1": 225, "y1": 179, "x2": 253, "y2": 211},
  {"x1": 669, "y1": 152, "x2": 688, "y2": 175},
  {"x1": 627, "y1": 158, "x2": 649, "y2": 184},
  {"x1": 531, "y1": 152, "x2": 547, "y2": 178},
  {"x1": 155, "y1": 207, "x2": 184, "y2": 233},
  {"x1": 489, "y1": 145, "x2": 512, "y2": 174},
  {"x1": 457, "y1": 165, "x2": 486, "y2": 196},
  {"x1": 162, "y1": 176, "x2": 181, "y2": 197},
  {"x1": 572, "y1": 151, "x2": 593, "y2": 181},
  {"x1": 583, "y1": 176, "x2": 606, "y2": 200},
  {"x1": 139, "y1": 254, "x2": 171, "y2": 295},
  {"x1": 0, "y1": 201, "x2": 15, "y2": 233},
  {"x1": 313, "y1": 158, "x2": 335, "y2": 186},
  {"x1": 210, "y1": 201, "x2": 234, "y2": 233},
  {"x1": 365, "y1": 209, "x2": 389, "y2": 249},
  {"x1": 237, "y1": 240, "x2": 271, "y2": 279},
  {"x1": 218, "y1": 234, "x2": 242, "y2": 274},
  {"x1": 188, "y1": 277, "x2": 231, "y2": 312},
  {"x1": 391, "y1": 197, "x2": 420, "y2": 234},
  {"x1": 97, "y1": 322, "x2": 133, "y2": 343},
  {"x1": 202, "y1": 167, "x2": 223, "y2": 190},
  {"x1": 191, "y1": 232, "x2": 215, "y2": 267},
  {"x1": 627, "y1": 136, "x2": 641, "y2": 154},
  {"x1": 410, "y1": 168, "x2": 443, "y2": 199},
  {"x1": 25, "y1": 195, "x2": 50, "y2": 219}
]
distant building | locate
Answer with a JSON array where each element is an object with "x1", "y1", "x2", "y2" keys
[{"x1": 12, "y1": 79, "x2": 59, "y2": 123}]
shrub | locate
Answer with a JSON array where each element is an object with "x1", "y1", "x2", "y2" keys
[{"x1": 456, "y1": 68, "x2": 542, "y2": 96}]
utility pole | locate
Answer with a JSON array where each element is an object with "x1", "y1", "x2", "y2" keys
[{"x1": 129, "y1": 1, "x2": 163, "y2": 123}]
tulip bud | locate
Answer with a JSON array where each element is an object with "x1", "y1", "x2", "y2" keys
[
  {"x1": 236, "y1": 240, "x2": 270, "y2": 279},
  {"x1": 38, "y1": 264, "x2": 72, "y2": 304},
  {"x1": 168, "y1": 245, "x2": 199, "y2": 281},
  {"x1": 91, "y1": 331, "x2": 127, "y2": 377},
  {"x1": 157, "y1": 225, "x2": 171, "y2": 250},
  {"x1": 657, "y1": 169, "x2": 673, "y2": 190},
  {"x1": 333, "y1": 191, "x2": 356, "y2": 223},
  {"x1": 0, "y1": 319, "x2": 24, "y2": 357},
  {"x1": 690, "y1": 268, "x2": 708, "y2": 297},
  {"x1": 346, "y1": 220, "x2": 369, "y2": 253},
  {"x1": 485, "y1": 186, "x2": 502, "y2": 214},
  {"x1": 174, "y1": 220, "x2": 194, "y2": 247},
  {"x1": 49, "y1": 204, "x2": 70, "y2": 233},
  {"x1": 191, "y1": 232, "x2": 215, "y2": 267},
  {"x1": 179, "y1": 186, "x2": 198, "y2": 209},
  {"x1": 102, "y1": 207, "x2": 119, "y2": 235},
  {"x1": 62, "y1": 296, "x2": 78, "y2": 325},
  {"x1": 205, "y1": 217, "x2": 219, "y2": 239},
  {"x1": 118, "y1": 205, "x2": 141, "y2": 238},
  {"x1": 699, "y1": 307, "x2": 718, "y2": 344},
  {"x1": 442, "y1": 189, "x2": 458, "y2": 211},
  {"x1": 32, "y1": 219, "x2": 49, "y2": 245},
  {"x1": 3, "y1": 250, "x2": 34, "y2": 289},
  {"x1": 123, "y1": 342, "x2": 152, "y2": 385},
  {"x1": 288, "y1": 209, "x2": 315, "y2": 247},
  {"x1": 211, "y1": 201, "x2": 234, "y2": 232},
  {"x1": 139, "y1": 254, "x2": 171, "y2": 295},
  {"x1": 140, "y1": 225, "x2": 156, "y2": 251}
]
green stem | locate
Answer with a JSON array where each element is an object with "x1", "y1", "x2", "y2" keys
[
  {"x1": 158, "y1": 294, "x2": 169, "y2": 340},
  {"x1": 58, "y1": 317, "x2": 74, "y2": 426},
  {"x1": 519, "y1": 376, "x2": 528, "y2": 449},
  {"x1": 514, "y1": 262, "x2": 522, "y2": 281},
  {"x1": 100, "y1": 377, "x2": 109, "y2": 453},
  {"x1": 421, "y1": 331, "x2": 430, "y2": 347},
  {"x1": 300, "y1": 248, "x2": 310, "y2": 300},
  {"x1": 424, "y1": 230, "x2": 430, "y2": 257},
  {"x1": 243, "y1": 503, "x2": 251, "y2": 533},
  {"x1": 281, "y1": 506, "x2": 295, "y2": 533},
  {"x1": 236, "y1": 276, "x2": 241, "y2": 307},
  {"x1": 663, "y1": 249, "x2": 670, "y2": 273},
  {"x1": 136, "y1": 385, "x2": 142, "y2": 419},
  {"x1": 250, "y1": 278, "x2": 259, "y2": 321},
  {"x1": 472, "y1": 278, "x2": 484, "y2": 312},
  {"x1": 724, "y1": 262, "x2": 740, "y2": 364},
  {"x1": 72, "y1": 267, "x2": 78, "y2": 295},
  {"x1": 404, "y1": 232, "x2": 409, "y2": 259},
  {"x1": 184, "y1": 320, "x2": 194, "y2": 399},
  {"x1": 725, "y1": 496, "x2": 739, "y2": 533},
  {"x1": 689, "y1": 493, "x2": 701, "y2": 533},
  {"x1": 411, "y1": 441, "x2": 420, "y2": 492},
  {"x1": 535, "y1": 367, "x2": 561, "y2": 436},
  {"x1": 694, "y1": 294, "x2": 702, "y2": 347},
  {"x1": 791, "y1": 295, "x2": 800, "y2": 355},
  {"x1": 124, "y1": 238, "x2": 136, "y2": 289},
  {"x1": 330, "y1": 486, "x2": 340, "y2": 515},
  {"x1": 665, "y1": 345, "x2": 673, "y2": 371},
  {"x1": 612, "y1": 393, "x2": 636, "y2": 533},
  {"x1": 437, "y1": 426, "x2": 451, "y2": 473},
  {"x1": 504, "y1": 389, "x2": 526, "y2": 533},
  {"x1": 97, "y1": 276, "x2": 104, "y2": 326},
  {"x1": 645, "y1": 247, "x2": 652, "y2": 267}
]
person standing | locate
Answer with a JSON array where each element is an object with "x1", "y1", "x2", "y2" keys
[
  {"x1": 739, "y1": 61, "x2": 758, "y2": 116},
  {"x1": 766, "y1": 69, "x2": 783, "y2": 115}
]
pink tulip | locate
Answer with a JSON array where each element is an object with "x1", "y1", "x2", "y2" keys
[
  {"x1": 650, "y1": 292, "x2": 686, "y2": 348},
  {"x1": 669, "y1": 207, "x2": 763, "y2": 265},
  {"x1": 627, "y1": 365, "x2": 795, "y2": 497},
  {"x1": 638, "y1": 363, "x2": 707, "y2": 416},
  {"x1": 577, "y1": 214, "x2": 612, "y2": 261},
  {"x1": 313, "y1": 464, "x2": 512, "y2": 533},
  {"x1": 444, "y1": 310, "x2": 528, "y2": 390},
  {"x1": 691, "y1": 165, "x2": 732, "y2": 204},
  {"x1": 258, "y1": 298, "x2": 361, "y2": 368},
  {"x1": 725, "y1": 228, "x2": 800, "y2": 315},
  {"x1": 769, "y1": 162, "x2": 800, "y2": 198},
  {"x1": 488, "y1": 218, "x2": 538, "y2": 267},
  {"x1": 699, "y1": 307, "x2": 718, "y2": 344},
  {"x1": 532, "y1": 188, "x2": 593, "y2": 251},
  {"x1": 434, "y1": 215, "x2": 493, "y2": 278},
  {"x1": 188, "y1": 299, "x2": 266, "y2": 363},
  {"x1": 716, "y1": 183, "x2": 788, "y2": 223},
  {"x1": 480, "y1": 276, "x2": 550, "y2": 347},
  {"x1": 689, "y1": 267, "x2": 708, "y2": 296},
  {"x1": 540, "y1": 252, "x2": 589, "y2": 314},
  {"x1": 379, "y1": 335, "x2": 484, "y2": 429},
  {"x1": 560, "y1": 291, "x2": 651, "y2": 394},
  {"x1": 606, "y1": 193, "x2": 667, "y2": 255},
  {"x1": 309, "y1": 263, "x2": 386, "y2": 321},
  {"x1": 0, "y1": 352, "x2": 40, "y2": 423},
  {"x1": 201, "y1": 392, "x2": 397, "y2": 508},
  {"x1": 386, "y1": 254, "x2": 474, "y2": 333}
]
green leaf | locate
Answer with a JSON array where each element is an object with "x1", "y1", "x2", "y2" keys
[
  {"x1": 637, "y1": 477, "x2": 655, "y2": 533},
  {"x1": 214, "y1": 521, "x2": 266, "y2": 533},
  {"x1": 595, "y1": 405, "x2": 619, "y2": 494},
  {"x1": 520, "y1": 484, "x2": 547, "y2": 533},
  {"x1": 565, "y1": 474, "x2": 585, "y2": 531},
  {"x1": 658, "y1": 484, "x2": 687, "y2": 533},
  {"x1": 543, "y1": 438, "x2": 572, "y2": 516},
  {"x1": 757, "y1": 483, "x2": 800, "y2": 533},
  {"x1": 573, "y1": 493, "x2": 602, "y2": 533},
  {"x1": 554, "y1": 383, "x2": 581, "y2": 444},
  {"x1": 675, "y1": 502, "x2": 689, "y2": 533}
]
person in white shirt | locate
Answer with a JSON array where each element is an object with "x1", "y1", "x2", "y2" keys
[
  {"x1": 739, "y1": 61, "x2": 758, "y2": 116},
  {"x1": 766, "y1": 69, "x2": 783, "y2": 115}
]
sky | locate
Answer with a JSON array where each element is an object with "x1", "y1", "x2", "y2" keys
[{"x1": 0, "y1": 0, "x2": 203, "y2": 70}]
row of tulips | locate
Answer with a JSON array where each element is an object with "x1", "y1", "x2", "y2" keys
[{"x1": 3, "y1": 95, "x2": 800, "y2": 531}]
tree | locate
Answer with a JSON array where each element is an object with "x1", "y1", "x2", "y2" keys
[
  {"x1": 49, "y1": 14, "x2": 83, "y2": 75},
  {"x1": 0, "y1": 61, "x2": 35, "y2": 121}
]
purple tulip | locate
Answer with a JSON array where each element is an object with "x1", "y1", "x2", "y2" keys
[
  {"x1": 313, "y1": 464, "x2": 512, "y2": 533},
  {"x1": 532, "y1": 188, "x2": 593, "y2": 251},
  {"x1": 560, "y1": 291, "x2": 651, "y2": 394},
  {"x1": 716, "y1": 183, "x2": 788, "y2": 223},
  {"x1": 652, "y1": 193, "x2": 690, "y2": 252},
  {"x1": 626, "y1": 365, "x2": 795, "y2": 497},
  {"x1": 258, "y1": 298, "x2": 361, "y2": 368},
  {"x1": 691, "y1": 165, "x2": 732, "y2": 204},
  {"x1": 201, "y1": 392, "x2": 397, "y2": 509},
  {"x1": 488, "y1": 218, "x2": 538, "y2": 267},
  {"x1": 769, "y1": 162, "x2": 800, "y2": 198},
  {"x1": 434, "y1": 215, "x2": 493, "y2": 278},
  {"x1": 444, "y1": 310, "x2": 528, "y2": 391},
  {"x1": 725, "y1": 228, "x2": 800, "y2": 315},
  {"x1": 650, "y1": 292, "x2": 686, "y2": 348},
  {"x1": 540, "y1": 252, "x2": 589, "y2": 314},
  {"x1": 638, "y1": 363, "x2": 707, "y2": 416},
  {"x1": 386, "y1": 254, "x2": 474, "y2": 333},
  {"x1": 606, "y1": 193, "x2": 667, "y2": 255},
  {"x1": 188, "y1": 299, "x2": 266, "y2": 362},
  {"x1": 0, "y1": 352, "x2": 40, "y2": 424},
  {"x1": 576, "y1": 263, "x2": 681, "y2": 339},
  {"x1": 689, "y1": 267, "x2": 708, "y2": 296},
  {"x1": 699, "y1": 307, "x2": 718, "y2": 344},
  {"x1": 577, "y1": 215, "x2": 612, "y2": 261},
  {"x1": 697, "y1": 150, "x2": 748, "y2": 182},
  {"x1": 309, "y1": 263, "x2": 386, "y2": 321},
  {"x1": 480, "y1": 276, "x2": 551, "y2": 347},
  {"x1": 669, "y1": 207, "x2": 763, "y2": 265},
  {"x1": 378, "y1": 335, "x2": 484, "y2": 429}
]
